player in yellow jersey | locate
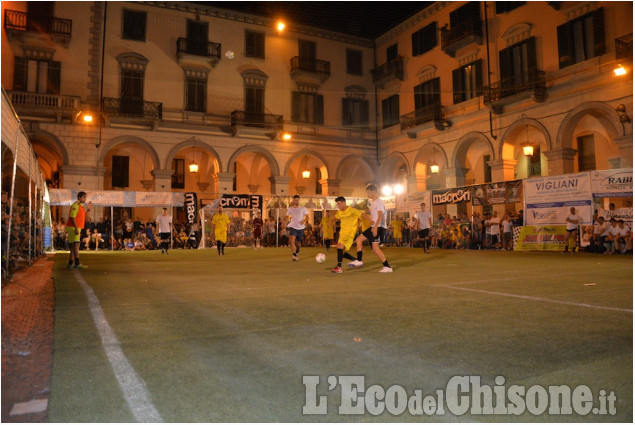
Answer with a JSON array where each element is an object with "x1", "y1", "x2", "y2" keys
[
  {"x1": 329, "y1": 196, "x2": 362, "y2": 273},
  {"x1": 320, "y1": 210, "x2": 335, "y2": 251},
  {"x1": 211, "y1": 205, "x2": 231, "y2": 255}
]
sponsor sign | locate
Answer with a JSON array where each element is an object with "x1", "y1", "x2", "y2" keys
[
  {"x1": 184, "y1": 192, "x2": 198, "y2": 225},
  {"x1": 87, "y1": 191, "x2": 125, "y2": 206},
  {"x1": 48, "y1": 189, "x2": 184, "y2": 207},
  {"x1": 395, "y1": 191, "x2": 432, "y2": 213},
  {"x1": 598, "y1": 207, "x2": 633, "y2": 224},
  {"x1": 514, "y1": 225, "x2": 568, "y2": 251},
  {"x1": 472, "y1": 180, "x2": 522, "y2": 206},
  {"x1": 524, "y1": 173, "x2": 593, "y2": 225},
  {"x1": 590, "y1": 168, "x2": 632, "y2": 197},
  {"x1": 218, "y1": 194, "x2": 263, "y2": 211},
  {"x1": 135, "y1": 192, "x2": 177, "y2": 206},
  {"x1": 432, "y1": 187, "x2": 471, "y2": 205}
]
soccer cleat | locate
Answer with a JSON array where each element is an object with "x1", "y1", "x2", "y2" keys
[
  {"x1": 292, "y1": 255, "x2": 299, "y2": 261},
  {"x1": 74, "y1": 264, "x2": 87, "y2": 269},
  {"x1": 378, "y1": 266, "x2": 393, "y2": 273},
  {"x1": 67, "y1": 263, "x2": 73, "y2": 269},
  {"x1": 331, "y1": 266, "x2": 343, "y2": 273},
  {"x1": 347, "y1": 260, "x2": 363, "y2": 268}
]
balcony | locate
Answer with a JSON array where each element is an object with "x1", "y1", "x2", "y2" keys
[
  {"x1": 483, "y1": 70, "x2": 547, "y2": 114},
  {"x1": 441, "y1": 20, "x2": 483, "y2": 58},
  {"x1": 176, "y1": 37, "x2": 221, "y2": 68},
  {"x1": 400, "y1": 103, "x2": 449, "y2": 136},
  {"x1": 290, "y1": 56, "x2": 331, "y2": 85},
  {"x1": 3, "y1": 9, "x2": 72, "y2": 47},
  {"x1": 371, "y1": 57, "x2": 404, "y2": 88},
  {"x1": 230, "y1": 110, "x2": 283, "y2": 140},
  {"x1": 6, "y1": 91, "x2": 80, "y2": 122},
  {"x1": 102, "y1": 98, "x2": 163, "y2": 123},
  {"x1": 615, "y1": 33, "x2": 633, "y2": 62}
]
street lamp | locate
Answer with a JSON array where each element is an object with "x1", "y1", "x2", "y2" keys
[
  {"x1": 189, "y1": 142, "x2": 198, "y2": 173},
  {"x1": 614, "y1": 64, "x2": 627, "y2": 76},
  {"x1": 522, "y1": 125, "x2": 534, "y2": 157}
]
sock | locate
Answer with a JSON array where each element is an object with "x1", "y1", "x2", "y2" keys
[
  {"x1": 343, "y1": 252, "x2": 355, "y2": 261},
  {"x1": 382, "y1": 260, "x2": 390, "y2": 268},
  {"x1": 337, "y1": 249, "x2": 343, "y2": 267},
  {"x1": 68, "y1": 260, "x2": 73, "y2": 266},
  {"x1": 218, "y1": 244, "x2": 222, "y2": 254},
  {"x1": 357, "y1": 250, "x2": 363, "y2": 261}
]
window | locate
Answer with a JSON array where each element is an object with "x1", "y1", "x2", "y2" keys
[
  {"x1": 452, "y1": 60, "x2": 483, "y2": 104},
  {"x1": 412, "y1": 22, "x2": 437, "y2": 56},
  {"x1": 185, "y1": 76, "x2": 206, "y2": 112},
  {"x1": 414, "y1": 78, "x2": 440, "y2": 110},
  {"x1": 577, "y1": 135, "x2": 596, "y2": 171},
  {"x1": 346, "y1": 49, "x2": 363, "y2": 75},
  {"x1": 245, "y1": 30, "x2": 265, "y2": 58},
  {"x1": 292, "y1": 92, "x2": 324, "y2": 124},
  {"x1": 171, "y1": 159, "x2": 185, "y2": 189},
  {"x1": 381, "y1": 94, "x2": 400, "y2": 128},
  {"x1": 13, "y1": 57, "x2": 60, "y2": 94},
  {"x1": 245, "y1": 86, "x2": 264, "y2": 126},
  {"x1": 495, "y1": 2, "x2": 525, "y2": 14},
  {"x1": 186, "y1": 20, "x2": 208, "y2": 56},
  {"x1": 122, "y1": 9, "x2": 147, "y2": 41},
  {"x1": 342, "y1": 98, "x2": 369, "y2": 128},
  {"x1": 557, "y1": 8, "x2": 605, "y2": 68},
  {"x1": 27, "y1": 2, "x2": 53, "y2": 33},
  {"x1": 315, "y1": 168, "x2": 322, "y2": 195},
  {"x1": 450, "y1": 2, "x2": 481, "y2": 28},
  {"x1": 120, "y1": 68, "x2": 144, "y2": 116},
  {"x1": 299, "y1": 40, "x2": 317, "y2": 59},
  {"x1": 112, "y1": 156, "x2": 129, "y2": 188},
  {"x1": 483, "y1": 155, "x2": 492, "y2": 183},
  {"x1": 386, "y1": 44, "x2": 398, "y2": 61},
  {"x1": 499, "y1": 37, "x2": 537, "y2": 84},
  {"x1": 528, "y1": 147, "x2": 541, "y2": 177}
]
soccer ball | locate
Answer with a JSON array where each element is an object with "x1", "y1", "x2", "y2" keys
[{"x1": 315, "y1": 253, "x2": 326, "y2": 264}]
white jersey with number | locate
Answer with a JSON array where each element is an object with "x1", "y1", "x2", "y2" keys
[{"x1": 287, "y1": 206, "x2": 308, "y2": 230}]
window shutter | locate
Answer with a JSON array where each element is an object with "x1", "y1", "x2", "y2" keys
[
  {"x1": 13, "y1": 57, "x2": 27, "y2": 92},
  {"x1": 48, "y1": 61, "x2": 61, "y2": 94},
  {"x1": 452, "y1": 67, "x2": 463, "y2": 104},
  {"x1": 592, "y1": 8, "x2": 605, "y2": 56},
  {"x1": 315, "y1": 94, "x2": 324, "y2": 124},
  {"x1": 432, "y1": 77, "x2": 441, "y2": 105},
  {"x1": 499, "y1": 47, "x2": 511, "y2": 82},
  {"x1": 414, "y1": 84, "x2": 423, "y2": 110},
  {"x1": 245, "y1": 32, "x2": 254, "y2": 57},
  {"x1": 425, "y1": 22, "x2": 438, "y2": 52},
  {"x1": 557, "y1": 23, "x2": 573, "y2": 68},
  {"x1": 342, "y1": 98, "x2": 350, "y2": 125},
  {"x1": 291, "y1": 91, "x2": 300, "y2": 122},
  {"x1": 361, "y1": 100, "x2": 369, "y2": 128},
  {"x1": 474, "y1": 59, "x2": 483, "y2": 96},
  {"x1": 412, "y1": 30, "x2": 421, "y2": 56},
  {"x1": 525, "y1": 37, "x2": 537, "y2": 73}
]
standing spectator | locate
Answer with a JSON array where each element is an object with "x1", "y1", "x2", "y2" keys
[
  {"x1": 592, "y1": 216, "x2": 608, "y2": 253},
  {"x1": 563, "y1": 207, "x2": 582, "y2": 253},
  {"x1": 124, "y1": 216, "x2": 134, "y2": 239},
  {"x1": 320, "y1": 210, "x2": 335, "y2": 252},
  {"x1": 156, "y1": 207, "x2": 174, "y2": 255},
  {"x1": 389, "y1": 215, "x2": 404, "y2": 247},
  {"x1": 211, "y1": 205, "x2": 230, "y2": 256},
  {"x1": 488, "y1": 211, "x2": 501, "y2": 250},
  {"x1": 501, "y1": 213, "x2": 513, "y2": 251},
  {"x1": 66, "y1": 191, "x2": 91, "y2": 269},
  {"x1": 252, "y1": 211, "x2": 264, "y2": 249}
]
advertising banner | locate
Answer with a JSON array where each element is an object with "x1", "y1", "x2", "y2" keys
[
  {"x1": 48, "y1": 189, "x2": 73, "y2": 206},
  {"x1": 432, "y1": 187, "x2": 471, "y2": 205},
  {"x1": 524, "y1": 172, "x2": 593, "y2": 225},
  {"x1": 87, "y1": 191, "x2": 125, "y2": 206},
  {"x1": 184, "y1": 192, "x2": 198, "y2": 225},
  {"x1": 590, "y1": 168, "x2": 632, "y2": 198},
  {"x1": 48, "y1": 189, "x2": 184, "y2": 207},
  {"x1": 135, "y1": 191, "x2": 177, "y2": 206},
  {"x1": 598, "y1": 207, "x2": 633, "y2": 223},
  {"x1": 219, "y1": 194, "x2": 263, "y2": 211},
  {"x1": 514, "y1": 225, "x2": 568, "y2": 251},
  {"x1": 395, "y1": 191, "x2": 432, "y2": 212},
  {"x1": 472, "y1": 180, "x2": 522, "y2": 206}
]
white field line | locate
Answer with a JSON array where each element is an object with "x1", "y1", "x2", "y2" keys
[
  {"x1": 436, "y1": 276, "x2": 632, "y2": 314},
  {"x1": 73, "y1": 270, "x2": 163, "y2": 422}
]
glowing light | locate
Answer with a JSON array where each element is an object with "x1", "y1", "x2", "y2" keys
[
  {"x1": 82, "y1": 114, "x2": 94, "y2": 123},
  {"x1": 282, "y1": 132, "x2": 292, "y2": 141},
  {"x1": 393, "y1": 184, "x2": 404, "y2": 195},
  {"x1": 523, "y1": 145, "x2": 534, "y2": 156},
  {"x1": 302, "y1": 169, "x2": 310, "y2": 179},
  {"x1": 430, "y1": 163, "x2": 440, "y2": 174},
  {"x1": 614, "y1": 65, "x2": 627, "y2": 76},
  {"x1": 189, "y1": 161, "x2": 199, "y2": 173},
  {"x1": 276, "y1": 21, "x2": 286, "y2": 32},
  {"x1": 381, "y1": 185, "x2": 393, "y2": 196}
]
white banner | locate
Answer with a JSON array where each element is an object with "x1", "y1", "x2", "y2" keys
[
  {"x1": 395, "y1": 191, "x2": 432, "y2": 213},
  {"x1": 48, "y1": 189, "x2": 73, "y2": 205},
  {"x1": 590, "y1": 168, "x2": 632, "y2": 198},
  {"x1": 135, "y1": 192, "x2": 176, "y2": 206},
  {"x1": 87, "y1": 191, "x2": 125, "y2": 206},
  {"x1": 524, "y1": 172, "x2": 593, "y2": 226}
]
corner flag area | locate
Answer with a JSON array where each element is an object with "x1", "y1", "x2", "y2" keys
[{"x1": 48, "y1": 248, "x2": 632, "y2": 422}]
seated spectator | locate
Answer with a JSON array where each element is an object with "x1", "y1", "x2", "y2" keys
[
  {"x1": 178, "y1": 228, "x2": 188, "y2": 248},
  {"x1": 124, "y1": 238, "x2": 135, "y2": 251},
  {"x1": 134, "y1": 238, "x2": 145, "y2": 250}
]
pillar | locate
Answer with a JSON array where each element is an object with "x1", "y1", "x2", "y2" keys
[
  {"x1": 487, "y1": 159, "x2": 518, "y2": 183},
  {"x1": 212, "y1": 172, "x2": 235, "y2": 193},
  {"x1": 319, "y1": 178, "x2": 341, "y2": 197},
  {"x1": 544, "y1": 148, "x2": 577, "y2": 176},
  {"x1": 613, "y1": 135, "x2": 633, "y2": 168},
  {"x1": 407, "y1": 174, "x2": 427, "y2": 193},
  {"x1": 269, "y1": 175, "x2": 291, "y2": 195}
]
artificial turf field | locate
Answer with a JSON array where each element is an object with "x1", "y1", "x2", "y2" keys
[{"x1": 49, "y1": 247, "x2": 632, "y2": 422}]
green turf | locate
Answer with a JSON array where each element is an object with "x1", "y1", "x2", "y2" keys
[{"x1": 48, "y1": 247, "x2": 633, "y2": 422}]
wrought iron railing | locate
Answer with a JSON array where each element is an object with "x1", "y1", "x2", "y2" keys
[
  {"x1": 483, "y1": 70, "x2": 547, "y2": 104},
  {"x1": 102, "y1": 97, "x2": 162, "y2": 119},
  {"x1": 579, "y1": 158, "x2": 596, "y2": 171},
  {"x1": 441, "y1": 20, "x2": 482, "y2": 51},
  {"x1": 176, "y1": 37, "x2": 221, "y2": 59},
  {"x1": 3, "y1": 9, "x2": 72, "y2": 37},
  {"x1": 230, "y1": 110, "x2": 283, "y2": 130},
  {"x1": 290, "y1": 56, "x2": 331, "y2": 76},
  {"x1": 615, "y1": 33, "x2": 633, "y2": 61},
  {"x1": 7, "y1": 91, "x2": 80, "y2": 110},
  {"x1": 400, "y1": 103, "x2": 444, "y2": 130},
  {"x1": 371, "y1": 57, "x2": 404, "y2": 84}
]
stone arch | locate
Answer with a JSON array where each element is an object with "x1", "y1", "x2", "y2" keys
[
  {"x1": 283, "y1": 149, "x2": 331, "y2": 179},
  {"x1": 556, "y1": 101, "x2": 623, "y2": 149},
  {"x1": 499, "y1": 118, "x2": 552, "y2": 159},
  {"x1": 334, "y1": 154, "x2": 376, "y2": 181},
  {"x1": 451, "y1": 131, "x2": 495, "y2": 166},
  {"x1": 335, "y1": 154, "x2": 376, "y2": 197},
  {"x1": 97, "y1": 135, "x2": 161, "y2": 171},
  {"x1": 413, "y1": 142, "x2": 448, "y2": 190},
  {"x1": 380, "y1": 151, "x2": 411, "y2": 182},
  {"x1": 227, "y1": 145, "x2": 280, "y2": 177},
  {"x1": 164, "y1": 137, "x2": 222, "y2": 172},
  {"x1": 451, "y1": 132, "x2": 495, "y2": 186},
  {"x1": 24, "y1": 128, "x2": 69, "y2": 165}
]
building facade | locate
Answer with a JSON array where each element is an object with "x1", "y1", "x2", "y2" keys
[{"x1": 1, "y1": 1, "x2": 632, "y2": 221}]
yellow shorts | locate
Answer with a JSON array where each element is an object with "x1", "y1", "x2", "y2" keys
[
  {"x1": 338, "y1": 232, "x2": 356, "y2": 251},
  {"x1": 66, "y1": 226, "x2": 81, "y2": 243}
]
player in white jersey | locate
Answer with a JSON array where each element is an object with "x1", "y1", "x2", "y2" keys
[{"x1": 286, "y1": 195, "x2": 309, "y2": 261}]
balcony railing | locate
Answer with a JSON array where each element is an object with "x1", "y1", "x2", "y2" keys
[
  {"x1": 483, "y1": 69, "x2": 547, "y2": 108},
  {"x1": 7, "y1": 91, "x2": 80, "y2": 110},
  {"x1": 176, "y1": 37, "x2": 221, "y2": 59},
  {"x1": 290, "y1": 56, "x2": 331, "y2": 76},
  {"x1": 400, "y1": 103, "x2": 445, "y2": 131},
  {"x1": 4, "y1": 9, "x2": 72, "y2": 38},
  {"x1": 441, "y1": 20, "x2": 483, "y2": 57},
  {"x1": 230, "y1": 110, "x2": 283, "y2": 130},
  {"x1": 102, "y1": 97, "x2": 162, "y2": 120},
  {"x1": 371, "y1": 57, "x2": 404, "y2": 86},
  {"x1": 615, "y1": 33, "x2": 633, "y2": 61}
]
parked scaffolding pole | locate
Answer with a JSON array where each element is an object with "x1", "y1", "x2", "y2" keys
[{"x1": 27, "y1": 146, "x2": 32, "y2": 265}]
